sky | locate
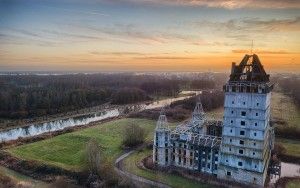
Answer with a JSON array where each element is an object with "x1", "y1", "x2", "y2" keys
[{"x1": 0, "y1": 0, "x2": 300, "y2": 72}]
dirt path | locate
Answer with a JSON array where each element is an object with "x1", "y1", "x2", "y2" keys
[{"x1": 114, "y1": 149, "x2": 171, "y2": 188}]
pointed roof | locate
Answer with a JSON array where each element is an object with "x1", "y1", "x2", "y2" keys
[
  {"x1": 192, "y1": 96, "x2": 205, "y2": 121},
  {"x1": 229, "y1": 54, "x2": 270, "y2": 83},
  {"x1": 156, "y1": 107, "x2": 169, "y2": 130}
]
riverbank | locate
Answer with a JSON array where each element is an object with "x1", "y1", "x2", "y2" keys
[{"x1": 0, "y1": 91, "x2": 202, "y2": 143}]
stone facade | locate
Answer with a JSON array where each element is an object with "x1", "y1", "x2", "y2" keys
[{"x1": 153, "y1": 54, "x2": 275, "y2": 187}]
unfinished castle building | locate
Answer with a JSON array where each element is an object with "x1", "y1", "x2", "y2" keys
[{"x1": 153, "y1": 54, "x2": 275, "y2": 187}]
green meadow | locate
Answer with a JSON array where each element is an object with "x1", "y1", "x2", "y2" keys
[{"x1": 8, "y1": 118, "x2": 162, "y2": 171}]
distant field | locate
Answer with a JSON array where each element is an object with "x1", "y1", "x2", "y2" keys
[
  {"x1": 123, "y1": 148, "x2": 214, "y2": 188},
  {"x1": 287, "y1": 179, "x2": 300, "y2": 188},
  {"x1": 277, "y1": 138, "x2": 300, "y2": 158},
  {"x1": 7, "y1": 118, "x2": 178, "y2": 171},
  {"x1": 271, "y1": 92, "x2": 300, "y2": 128}
]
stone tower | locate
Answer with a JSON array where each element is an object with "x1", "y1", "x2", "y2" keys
[
  {"x1": 153, "y1": 108, "x2": 171, "y2": 166},
  {"x1": 217, "y1": 54, "x2": 274, "y2": 186},
  {"x1": 191, "y1": 96, "x2": 206, "y2": 134}
]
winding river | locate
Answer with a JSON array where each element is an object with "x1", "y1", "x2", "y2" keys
[{"x1": 0, "y1": 91, "x2": 201, "y2": 142}]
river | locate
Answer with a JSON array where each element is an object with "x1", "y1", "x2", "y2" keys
[{"x1": 0, "y1": 91, "x2": 201, "y2": 142}]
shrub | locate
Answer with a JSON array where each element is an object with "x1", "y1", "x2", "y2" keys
[
  {"x1": 85, "y1": 139, "x2": 102, "y2": 176},
  {"x1": 122, "y1": 123, "x2": 146, "y2": 147}
]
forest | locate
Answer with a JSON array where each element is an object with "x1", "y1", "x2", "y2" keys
[{"x1": 0, "y1": 73, "x2": 222, "y2": 119}]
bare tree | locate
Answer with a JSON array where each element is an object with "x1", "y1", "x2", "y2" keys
[
  {"x1": 122, "y1": 123, "x2": 146, "y2": 147},
  {"x1": 85, "y1": 139, "x2": 101, "y2": 176}
]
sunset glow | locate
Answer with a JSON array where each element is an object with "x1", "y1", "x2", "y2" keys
[{"x1": 1, "y1": 0, "x2": 300, "y2": 72}]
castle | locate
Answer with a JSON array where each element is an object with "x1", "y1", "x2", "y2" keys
[{"x1": 153, "y1": 54, "x2": 275, "y2": 186}]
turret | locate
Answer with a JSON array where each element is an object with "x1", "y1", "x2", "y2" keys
[{"x1": 153, "y1": 107, "x2": 171, "y2": 166}]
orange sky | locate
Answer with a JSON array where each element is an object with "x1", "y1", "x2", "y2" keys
[{"x1": 0, "y1": 0, "x2": 299, "y2": 72}]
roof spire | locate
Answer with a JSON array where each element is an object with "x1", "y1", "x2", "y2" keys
[
  {"x1": 251, "y1": 40, "x2": 254, "y2": 55},
  {"x1": 156, "y1": 106, "x2": 169, "y2": 130},
  {"x1": 192, "y1": 96, "x2": 205, "y2": 121}
]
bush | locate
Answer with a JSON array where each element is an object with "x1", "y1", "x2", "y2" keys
[
  {"x1": 122, "y1": 123, "x2": 146, "y2": 147},
  {"x1": 85, "y1": 139, "x2": 102, "y2": 176}
]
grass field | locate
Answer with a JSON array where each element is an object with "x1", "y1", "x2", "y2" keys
[
  {"x1": 271, "y1": 92, "x2": 300, "y2": 128},
  {"x1": 7, "y1": 118, "x2": 179, "y2": 171},
  {"x1": 123, "y1": 148, "x2": 214, "y2": 188},
  {"x1": 287, "y1": 179, "x2": 300, "y2": 188},
  {"x1": 277, "y1": 139, "x2": 300, "y2": 158}
]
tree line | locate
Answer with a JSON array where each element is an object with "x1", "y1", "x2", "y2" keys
[{"x1": 0, "y1": 73, "x2": 219, "y2": 119}]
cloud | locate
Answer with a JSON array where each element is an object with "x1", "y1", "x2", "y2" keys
[
  {"x1": 112, "y1": 0, "x2": 300, "y2": 9},
  {"x1": 81, "y1": 23, "x2": 203, "y2": 45},
  {"x1": 195, "y1": 17, "x2": 300, "y2": 33},
  {"x1": 89, "y1": 51, "x2": 146, "y2": 56},
  {"x1": 232, "y1": 49, "x2": 297, "y2": 54}
]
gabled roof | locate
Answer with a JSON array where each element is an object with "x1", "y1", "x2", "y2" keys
[{"x1": 229, "y1": 54, "x2": 270, "y2": 83}]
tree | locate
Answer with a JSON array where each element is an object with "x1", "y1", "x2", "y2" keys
[
  {"x1": 122, "y1": 123, "x2": 146, "y2": 147},
  {"x1": 85, "y1": 139, "x2": 102, "y2": 176}
]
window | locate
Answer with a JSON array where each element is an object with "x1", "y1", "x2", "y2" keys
[
  {"x1": 231, "y1": 110, "x2": 234, "y2": 114},
  {"x1": 207, "y1": 163, "x2": 210, "y2": 169},
  {"x1": 226, "y1": 159, "x2": 228, "y2": 163},
  {"x1": 230, "y1": 129, "x2": 233, "y2": 133},
  {"x1": 227, "y1": 171, "x2": 231, "y2": 176},
  {"x1": 215, "y1": 164, "x2": 218, "y2": 170},
  {"x1": 241, "y1": 111, "x2": 246, "y2": 116},
  {"x1": 190, "y1": 159, "x2": 193, "y2": 165},
  {"x1": 184, "y1": 150, "x2": 186, "y2": 155},
  {"x1": 173, "y1": 143, "x2": 175, "y2": 146},
  {"x1": 165, "y1": 149, "x2": 168, "y2": 153},
  {"x1": 231, "y1": 120, "x2": 233, "y2": 124},
  {"x1": 190, "y1": 152, "x2": 193, "y2": 157},
  {"x1": 232, "y1": 101, "x2": 234, "y2": 104},
  {"x1": 165, "y1": 143, "x2": 168, "y2": 147},
  {"x1": 230, "y1": 139, "x2": 232, "y2": 143},
  {"x1": 179, "y1": 157, "x2": 181, "y2": 163},
  {"x1": 183, "y1": 158, "x2": 186, "y2": 165},
  {"x1": 239, "y1": 149, "x2": 244, "y2": 154},
  {"x1": 240, "y1": 140, "x2": 244, "y2": 145},
  {"x1": 240, "y1": 130, "x2": 245, "y2": 136},
  {"x1": 238, "y1": 162, "x2": 243, "y2": 166},
  {"x1": 241, "y1": 121, "x2": 245, "y2": 126},
  {"x1": 255, "y1": 165, "x2": 257, "y2": 168},
  {"x1": 256, "y1": 103, "x2": 259, "y2": 106},
  {"x1": 243, "y1": 102, "x2": 246, "y2": 105},
  {"x1": 253, "y1": 142, "x2": 256, "y2": 146},
  {"x1": 229, "y1": 147, "x2": 232, "y2": 151},
  {"x1": 173, "y1": 148, "x2": 175, "y2": 152},
  {"x1": 255, "y1": 122, "x2": 258, "y2": 126},
  {"x1": 215, "y1": 157, "x2": 218, "y2": 161},
  {"x1": 190, "y1": 146, "x2": 193, "y2": 150},
  {"x1": 254, "y1": 132, "x2": 257, "y2": 137},
  {"x1": 166, "y1": 156, "x2": 168, "y2": 162},
  {"x1": 256, "y1": 112, "x2": 258, "y2": 116},
  {"x1": 253, "y1": 152, "x2": 256, "y2": 156},
  {"x1": 179, "y1": 149, "x2": 181, "y2": 154},
  {"x1": 184, "y1": 144, "x2": 187, "y2": 149}
]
